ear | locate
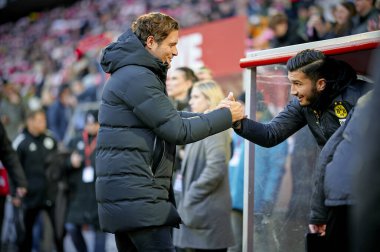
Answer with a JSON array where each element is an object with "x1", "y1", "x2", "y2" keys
[
  {"x1": 316, "y1": 78, "x2": 326, "y2": 92},
  {"x1": 145, "y1": 35, "x2": 155, "y2": 49}
]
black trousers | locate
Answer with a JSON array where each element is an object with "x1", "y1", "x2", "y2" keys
[
  {"x1": 19, "y1": 206, "x2": 64, "y2": 252},
  {"x1": 115, "y1": 226, "x2": 175, "y2": 252},
  {"x1": 325, "y1": 205, "x2": 351, "y2": 252},
  {"x1": 0, "y1": 196, "x2": 5, "y2": 251},
  {"x1": 177, "y1": 249, "x2": 227, "y2": 252}
]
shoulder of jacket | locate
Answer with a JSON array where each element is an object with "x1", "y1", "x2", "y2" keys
[
  {"x1": 341, "y1": 80, "x2": 372, "y2": 103},
  {"x1": 113, "y1": 65, "x2": 160, "y2": 87},
  {"x1": 45, "y1": 130, "x2": 56, "y2": 139},
  {"x1": 12, "y1": 133, "x2": 26, "y2": 150},
  {"x1": 116, "y1": 64, "x2": 155, "y2": 76}
]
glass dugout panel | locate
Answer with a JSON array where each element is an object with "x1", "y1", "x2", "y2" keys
[{"x1": 250, "y1": 64, "x2": 320, "y2": 252}]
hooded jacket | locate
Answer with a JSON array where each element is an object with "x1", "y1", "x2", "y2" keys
[
  {"x1": 309, "y1": 91, "x2": 373, "y2": 224},
  {"x1": 236, "y1": 59, "x2": 372, "y2": 148},
  {"x1": 96, "y1": 29, "x2": 232, "y2": 233}
]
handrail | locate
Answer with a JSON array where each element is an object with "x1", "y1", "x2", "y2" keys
[{"x1": 240, "y1": 30, "x2": 380, "y2": 68}]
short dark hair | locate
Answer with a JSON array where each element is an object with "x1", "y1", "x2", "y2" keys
[
  {"x1": 131, "y1": 12, "x2": 179, "y2": 46},
  {"x1": 286, "y1": 49, "x2": 326, "y2": 83},
  {"x1": 287, "y1": 49, "x2": 357, "y2": 96},
  {"x1": 176, "y1": 67, "x2": 198, "y2": 83}
]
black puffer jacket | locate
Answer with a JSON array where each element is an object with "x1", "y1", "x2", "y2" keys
[
  {"x1": 96, "y1": 29, "x2": 232, "y2": 233},
  {"x1": 236, "y1": 60, "x2": 372, "y2": 148}
]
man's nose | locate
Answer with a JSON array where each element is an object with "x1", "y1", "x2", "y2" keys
[
  {"x1": 290, "y1": 84, "x2": 297, "y2": 96},
  {"x1": 172, "y1": 46, "x2": 178, "y2": 56}
]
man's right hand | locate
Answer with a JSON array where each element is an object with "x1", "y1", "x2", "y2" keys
[
  {"x1": 216, "y1": 92, "x2": 246, "y2": 123},
  {"x1": 226, "y1": 92, "x2": 245, "y2": 123},
  {"x1": 229, "y1": 101, "x2": 245, "y2": 123}
]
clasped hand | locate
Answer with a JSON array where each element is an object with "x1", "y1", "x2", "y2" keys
[{"x1": 216, "y1": 92, "x2": 245, "y2": 123}]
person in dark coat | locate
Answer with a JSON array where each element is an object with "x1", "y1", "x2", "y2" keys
[
  {"x1": 232, "y1": 49, "x2": 372, "y2": 149},
  {"x1": 309, "y1": 90, "x2": 372, "y2": 251},
  {"x1": 268, "y1": 12, "x2": 307, "y2": 48},
  {"x1": 0, "y1": 121, "x2": 28, "y2": 242},
  {"x1": 351, "y1": 0, "x2": 379, "y2": 34},
  {"x1": 351, "y1": 48, "x2": 380, "y2": 252},
  {"x1": 96, "y1": 12, "x2": 244, "y2": 251},
  {"x1": 13, "y1": 109, "x2": 63, "y2": 252},
  {"x1": 46, "y1": 83, "x2": 72, "y2": 144},
  {"x1": 65, "y1": 109, "x2": 105, "y2": 252}
]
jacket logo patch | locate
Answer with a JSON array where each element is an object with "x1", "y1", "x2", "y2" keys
[{"x1": 334, "y1": 103, "x2": 347, "y2": 119}]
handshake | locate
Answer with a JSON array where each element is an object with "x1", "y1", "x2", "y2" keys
[{"x1": 217, "y1": 92, "x2": 246, "y2": 124}]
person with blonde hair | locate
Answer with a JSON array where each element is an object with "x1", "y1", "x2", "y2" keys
[{"x1": 173, "y1": 80, "x2": 234, "y2": 252}]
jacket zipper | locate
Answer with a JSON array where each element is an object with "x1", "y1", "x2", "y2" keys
[
  {"x1": 313, "y1": 110, "x2": 325, "y2": 136},
  {"x1": 150, "y1": 137, "x2": 166, "y2": 180},
  {"x1": 149, "y1": 137, "x2": 157, "y2": 179},
  {"x1": 155, "y1": 140, "x2": 166, "y2": 175}
]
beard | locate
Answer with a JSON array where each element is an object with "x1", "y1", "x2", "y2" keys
[{"x1": 308, "y1": 85, "x2": 321, "y2": 108}]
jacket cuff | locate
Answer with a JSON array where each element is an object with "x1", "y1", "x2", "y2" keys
[{"x1": 205, "y1": 108, "x2": 232, "y2": 135}]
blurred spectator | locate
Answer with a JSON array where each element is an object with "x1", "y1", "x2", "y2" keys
[
  {"x1": 324, "y1": 2, "x2": 357, "y2": 39},
  {"x1": 13, "y1": 109, "x2": 64, "y2": 252},
  {"x1": 306, "y1": 11, "x2": 332, "y2": 41},
  {"x1": 173, "y1": 80, "x2": 234, "y2": 251},
  {"x1": 195, "y1": 66, "x2": 213, "y2": 81},
  {"x1": 268, "y1": 13, "x2": 306, "y2": 48},
  {"x1": 351, "y1": 0, "x2": 379, "y2": 34},
  {"x1": 167, "y1": 66, "x2": 198, "y2": 111},
  {"x1": 71, "y1": 79, "x2": 97, "y2": 103},
  {"x1": 46, "y1": 83, "x2": 73, "y2": 144},
  {"x1": 64, "y1": 109, "x2": 105, "y2": 252},
  {"x1": 166, "y1": 66, "x2": 199, "y2": 200},
  {"x1": 0, "y1": 121, "x2": 27, "y2": 245},
  {"x1": 0, "y1": 83, "x2": 25, "y2": 141}
]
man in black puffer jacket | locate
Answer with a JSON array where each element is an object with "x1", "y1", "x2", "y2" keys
[{"x1": 96, "y1": 12, "x2": 244, "y2": 251}]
